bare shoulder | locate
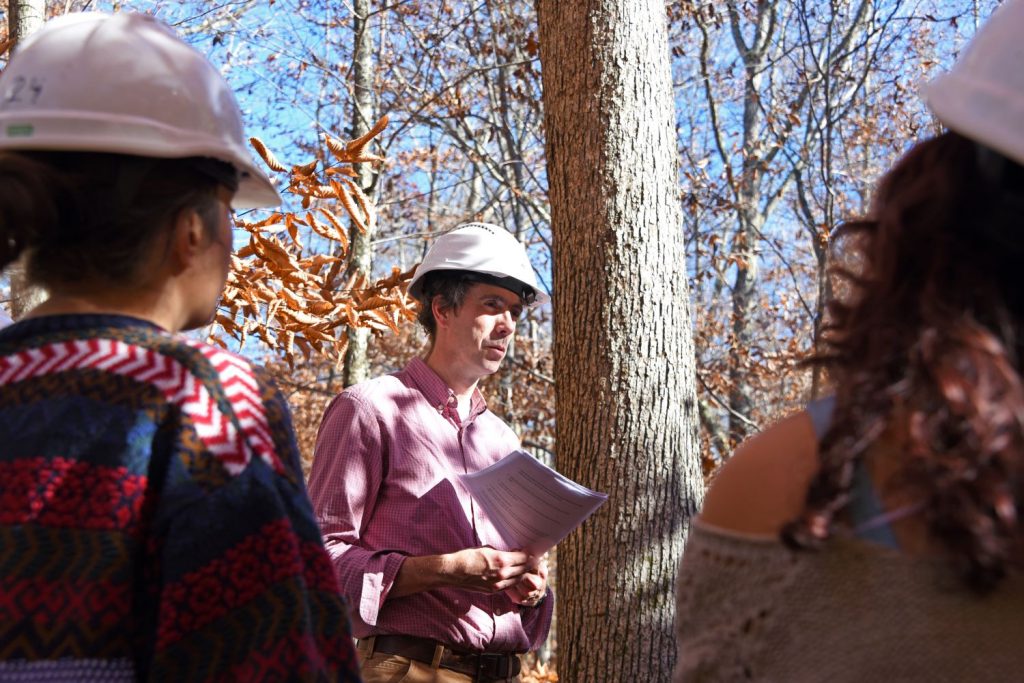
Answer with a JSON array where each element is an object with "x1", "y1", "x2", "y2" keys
[{"x1": 699, "y1": 411, "x2": 821, "y2": 536}]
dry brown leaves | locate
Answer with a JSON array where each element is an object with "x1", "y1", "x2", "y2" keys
[
  {"x1": 521, "y1": 660, "x2": 558, "y2": 682},
  {"x1": 212, "y1": 116, "x2": 417, "y2": 367}
]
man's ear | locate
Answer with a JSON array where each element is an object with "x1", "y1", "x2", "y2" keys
[
  {"x1": 169, "y1": 208, "x2": 205, "y2": 272},
  {"x1": 431, "y1": 294, "x2": 451, "y2": 329}
]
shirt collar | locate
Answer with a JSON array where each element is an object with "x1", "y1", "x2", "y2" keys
[{"x1": 404, "y1": 357, "x2": 488, "y2": 423}]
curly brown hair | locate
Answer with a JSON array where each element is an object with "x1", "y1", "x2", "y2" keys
[{"x1": 783, "y1": 131, "x2": 1024, "y2": 592}]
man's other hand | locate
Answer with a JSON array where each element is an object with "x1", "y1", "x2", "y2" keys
[{"x1": 504, "y1": 556, "x2": 548, "y2": 606}]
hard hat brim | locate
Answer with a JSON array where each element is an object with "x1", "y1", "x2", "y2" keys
[
  {"x1": 408, "y1": 264, "x2": 550, "y2": 306},
  {"x1": 0, "y1": 109, "x2": 281, "y2": 208},
  {"x1": 923, "y1": 73, "x2": 1024, "y2": 169}
]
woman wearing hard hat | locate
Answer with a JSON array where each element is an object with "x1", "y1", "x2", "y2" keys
[
  {"x1": 0, "y1": 13, "x2": 359, "y2": 682},
  {"x1": 674, "y1": 1, "x2": 1024, "y2": 680}
]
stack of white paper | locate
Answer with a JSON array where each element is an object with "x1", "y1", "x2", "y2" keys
[{"x1": 459, "y1": 449, "x2": 608, "y2": 555}]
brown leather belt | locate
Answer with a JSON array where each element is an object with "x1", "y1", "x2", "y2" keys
[{"x1": 362, "y1": 634, "x2": 522, "y2": 680}]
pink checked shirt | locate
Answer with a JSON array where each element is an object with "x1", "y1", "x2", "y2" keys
[{"x1": 308, "y1": 358, "x2": 553, "y2": 653}]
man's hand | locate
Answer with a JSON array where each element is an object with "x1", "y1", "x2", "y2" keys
[
  {"x1": 390, "y1": 547, "x2": 539, "y2": 599},
  {"x1": 444, "y1": 547, "x2": 538, "y2": 593},
  {"x1": 504, "y1": 556, "x2": 548, "y2": 607}
]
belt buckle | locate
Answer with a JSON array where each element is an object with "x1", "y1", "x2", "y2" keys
[
  {"x1": 475, "y1": 652, "x2": 512, "y2": 680},
  {"x1": 493, "y1": 654, "x2": 511, "y2": 679}
]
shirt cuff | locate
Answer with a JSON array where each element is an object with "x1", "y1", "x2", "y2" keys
[
  {"x1": 519, "y1": 588, "x2": 554, "y2": 651},
  {"x1": 358, "y1": 551, "x2": 407, "y2": 626}
]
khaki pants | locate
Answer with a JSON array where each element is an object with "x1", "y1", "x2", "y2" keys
[{"x1": 356, "y1": 638, "x2": 521, "y2": 683}]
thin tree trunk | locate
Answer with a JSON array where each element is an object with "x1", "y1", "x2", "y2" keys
[
  {"x1": 7, "y1": 0, "x2": 43, "y2": 41},
  {"x1": 536, "y1": 0, "x2": 703, "y2": 679},
  {"x1": 6, "y1": 0, "x2": 48, "y2": 320},
  {"x1": 342, "y1": 0, "x2": 378, "y2": 387},
  {"x1": 724, "y1": 0, "x2": 775, "y2": 445}
]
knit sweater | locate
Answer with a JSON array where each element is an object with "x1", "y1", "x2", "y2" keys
[
  {"x1": 674, "y1": 521, "x2": 1024, "y2": 682},
  {"x1": 0, "y1": 314, "x2": 360, "y2": 682}
]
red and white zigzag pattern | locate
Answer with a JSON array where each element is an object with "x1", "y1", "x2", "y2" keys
[{"x1": 0, "y1": 338, "x2": 284, "y2": 476}]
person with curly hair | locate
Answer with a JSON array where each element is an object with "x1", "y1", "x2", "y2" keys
[{"x1": 675, "y1": 2, "x2": 1024, "y2": 680}]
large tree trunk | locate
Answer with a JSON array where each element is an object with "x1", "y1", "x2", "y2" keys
[
  {"x1": 341, "y1": 0, "x2": 378, "y2": 387},
  {"x1": 6, "y1": 0, "x2": 48, "y2": 320},
  {"x1": 536, "y1": 0, "x2": 703, "y2": 680}
]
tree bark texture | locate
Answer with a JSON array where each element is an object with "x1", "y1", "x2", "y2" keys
[
  {"x1": 8, "y1": 0, "x2": 43, "y2": 41},
  {"x1": 342, "y1": 0, "x2": 379, "y2": 387},
  {"x1": 536, "y1": 1, "x2": 703, "y2": 680},
  {"x1": 6, "y1": 0, "x2": 48, "y2": 320}
]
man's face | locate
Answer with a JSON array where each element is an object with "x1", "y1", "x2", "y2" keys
[{"x1": 440, "y1": 282, "x2": 525, "y2": 380}]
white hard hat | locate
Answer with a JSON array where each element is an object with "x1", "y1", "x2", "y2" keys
[
  {"x1": 408, "y1": 223, "x2": 550, "y2": 306},
  {"x1": 922, "y1": 0, "x2": 1024, "y2": 166},
  {"x1": 0, "y1": 12, "x2": 279, "y2": 209}
]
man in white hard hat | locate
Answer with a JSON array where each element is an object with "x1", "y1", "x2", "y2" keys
[{"x1": 309, "y1": 223, "x2": 553, "y2": 682}]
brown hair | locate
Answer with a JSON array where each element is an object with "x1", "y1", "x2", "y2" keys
[
  {"x1": 784, "y1": 132, "x2": 1024, "y2": 592},
  {"x1": 414, "y1": 269, "x2": 534, "y2": 338},
  {"x1": 414, "y1": 270, "x2": 474, "y2": 339},
  {"x1": 0, "y1": 151, "x2": 233, "y2": 289}
]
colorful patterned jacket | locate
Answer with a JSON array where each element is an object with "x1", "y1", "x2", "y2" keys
[{"x1": 0, "y1": 314, "x2": 360, "y2": 682}]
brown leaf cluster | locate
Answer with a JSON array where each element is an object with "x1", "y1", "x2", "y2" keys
[
  {"x1": 211, "y1": 118, "x2": 415, "y2": 367},
  {"x1": 520, "y1": 661, "x2": 558, "y2": 682}
]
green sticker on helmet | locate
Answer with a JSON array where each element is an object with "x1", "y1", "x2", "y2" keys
[{"x1": 5, "y1": 124, "x2": 34, "y2": 137}]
